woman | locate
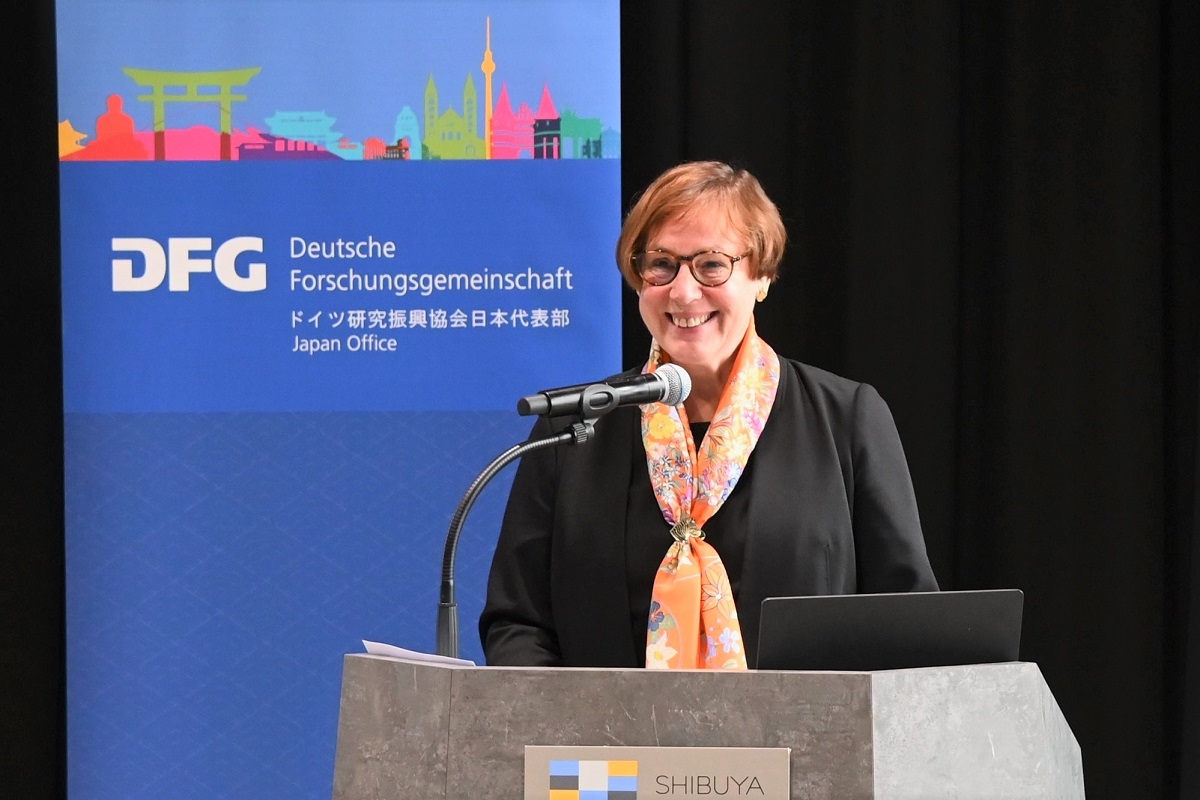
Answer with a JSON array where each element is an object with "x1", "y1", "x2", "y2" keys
[{"x1": 480, "y1": 161, "x2": 937, "y2": 669}]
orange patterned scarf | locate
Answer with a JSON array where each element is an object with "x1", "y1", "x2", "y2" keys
[{"x1": 641, "y1": 323, "x2": 780, "y2": 669}]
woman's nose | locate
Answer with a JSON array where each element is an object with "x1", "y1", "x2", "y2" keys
[{"x1": 669, "y1": 263, "x2": 704, "y2": 302}]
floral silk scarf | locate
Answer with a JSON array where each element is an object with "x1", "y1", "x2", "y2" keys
[{"x1": 641, "y1": 323, "x2": 780, "y2": 669}]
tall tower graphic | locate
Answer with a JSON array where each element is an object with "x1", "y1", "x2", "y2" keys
[
  {"x1": 464, "y1": 74, "x2": 478, "y2": 138},
  {"x1": 424, "y1": 74, "x2": 438, "y2": 139},
  {"x1": 481, "y1": 17, "x2": 496, "y2": 159}
]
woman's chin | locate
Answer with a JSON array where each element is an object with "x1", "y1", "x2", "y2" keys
[{"x1": 659, "y1": 340, "x2": 715, "y2": 374}]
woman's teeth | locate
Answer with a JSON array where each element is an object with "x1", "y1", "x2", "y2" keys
[{"x1": 673, "y1": 313, "x2": 713, "y2": 328}]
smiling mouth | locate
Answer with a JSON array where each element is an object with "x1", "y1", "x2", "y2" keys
[{"x1": 671, "y1": 312, "x2": 716, "y2": 329}]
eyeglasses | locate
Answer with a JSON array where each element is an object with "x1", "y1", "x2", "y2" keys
[{"x1": 631, "y1": 249, "x2": 748, "y2": 287}]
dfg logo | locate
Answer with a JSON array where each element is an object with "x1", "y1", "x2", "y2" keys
[{"x1": 112, "y1": 237, "x2": 267, "y2": 292}]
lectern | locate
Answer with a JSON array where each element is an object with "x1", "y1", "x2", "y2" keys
[{"x1": 331, "y1": 655, "x2": 1083, "y2": 799}]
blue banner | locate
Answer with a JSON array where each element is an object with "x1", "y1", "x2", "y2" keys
[
  {"x1": 61, "y1": 161, "x2": 620, "y2": 412},
  {"x1": 57, "y1": 2, "x2": 621, "y2": 797}
]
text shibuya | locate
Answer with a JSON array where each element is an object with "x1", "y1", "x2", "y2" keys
[
  {"x1": 289, "y1": 266, "x2": 575, "y2": 297},
  {"x1": 653, "y1": 774, "x2": 766, "y2": 795}
]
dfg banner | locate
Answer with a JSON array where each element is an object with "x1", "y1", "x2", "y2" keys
[{"x1": 56, "y1": 2, "x2": 621, "y2": 797}]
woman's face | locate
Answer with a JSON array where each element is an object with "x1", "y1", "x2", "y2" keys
[{"x1": 637, "y1": 206, "x2": 768, "y2": 384}]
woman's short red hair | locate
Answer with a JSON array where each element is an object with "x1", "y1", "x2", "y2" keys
[{"x1": 616, "y1": 161, "x2": 787, "y2": 290}]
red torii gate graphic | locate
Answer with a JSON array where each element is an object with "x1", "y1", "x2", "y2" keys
[{"x1": 122, "y1": 67, "x2": 262, "y2": 161}]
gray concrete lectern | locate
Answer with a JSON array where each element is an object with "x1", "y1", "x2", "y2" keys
[{"x1": 331, "y1": 655, "x2": 1083, "y2": 799}]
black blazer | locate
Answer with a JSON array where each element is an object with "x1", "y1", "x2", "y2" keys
[{"x1": 479, "y1": 359, "x2": 939, "y2": 667}]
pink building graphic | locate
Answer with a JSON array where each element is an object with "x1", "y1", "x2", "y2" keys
[{"x1": 490, "y1": 83, "x2": 561, "y2": 160}]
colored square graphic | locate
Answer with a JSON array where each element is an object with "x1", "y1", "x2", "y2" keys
[{"x1": 548, "y1": 760, "x2": 637, "y2": 799}]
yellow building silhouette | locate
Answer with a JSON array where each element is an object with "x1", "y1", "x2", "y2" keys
[{"x1": 423, "y1": 72, "x2": 485, "y2": 160}]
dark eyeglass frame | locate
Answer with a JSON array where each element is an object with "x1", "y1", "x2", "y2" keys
[{"x1": 631, "y1": 249, "x2": 749, "y2": 287}]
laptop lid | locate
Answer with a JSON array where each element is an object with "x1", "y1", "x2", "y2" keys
[{"x1": 755, "y1": 589, "x2": 1023, "y2": 671}]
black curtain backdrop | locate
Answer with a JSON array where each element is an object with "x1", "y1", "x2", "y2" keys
[
  {"x1": 617, "y1": 2, "x2": 1198, "y2": 798},
  {"x1": 5, "y1": 2, "x2": 1196, "y2": 798}
]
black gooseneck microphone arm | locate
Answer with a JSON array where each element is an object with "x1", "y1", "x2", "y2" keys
[
  {"x1": 435, "y1": 419, "x2": 595, "y2": 659},
  {"x1": 436, "y1": 373, "x2": 691, "y2": 658}
]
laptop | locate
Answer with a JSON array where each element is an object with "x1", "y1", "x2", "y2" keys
[{"x1": 755, "y1": 589, "x2": 1023, "y2": 671}]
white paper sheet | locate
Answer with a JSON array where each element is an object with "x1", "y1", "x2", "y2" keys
[{"x1": 361, "y1": 640, "x2": 476, "y2": 666}]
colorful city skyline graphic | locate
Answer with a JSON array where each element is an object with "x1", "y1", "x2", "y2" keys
[{"x1": 58, "y1": 14, "x2": 620, "y2": 163}]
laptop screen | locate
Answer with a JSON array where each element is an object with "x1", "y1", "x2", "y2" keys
[{"x1": 755, "y1": 589, "x2": 1023, "y2": 671}]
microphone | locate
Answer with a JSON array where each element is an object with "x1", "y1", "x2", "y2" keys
[
  {"x1": 517, "y1": 364, "x2": 692, "y2": 418},
  {"x1": 438, "y1": 365, "x2": 689, "y2": 658}
]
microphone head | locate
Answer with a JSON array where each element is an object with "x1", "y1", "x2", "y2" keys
[{"x1": 655, "y1": 364, "x2": 691, "y2": 406}]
